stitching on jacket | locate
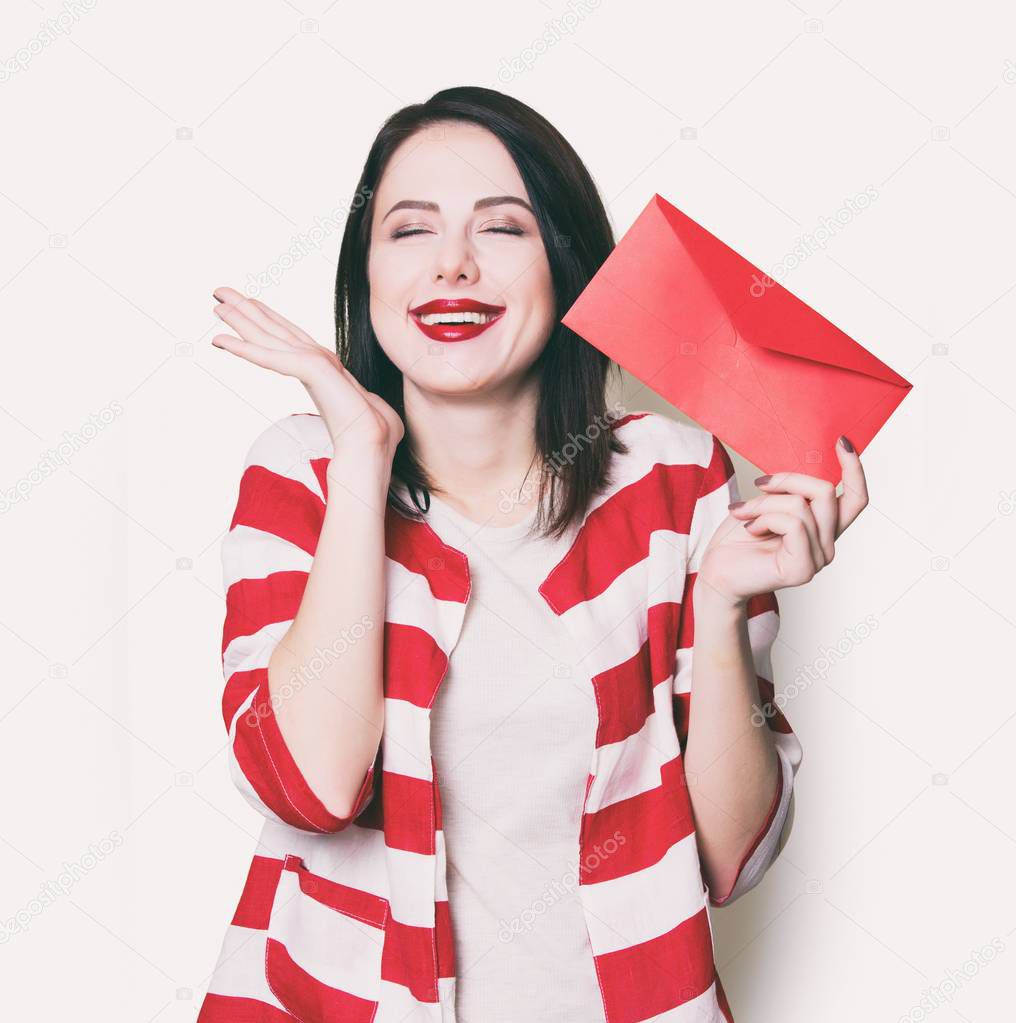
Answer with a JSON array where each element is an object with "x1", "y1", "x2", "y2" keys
[{"x1": 252, "y1": 686, "x2": 327, "y2": 833}]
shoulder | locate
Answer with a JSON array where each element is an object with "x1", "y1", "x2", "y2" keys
[
  {"x1": 610, "y1": 409, "x2": 724, "y2": 476},
  {"x1": 239, "y1": 413, "x2": 332, "y2": 503},
  {"x1": 243, "y1": 412, "x2": 332, "y2": 469}
]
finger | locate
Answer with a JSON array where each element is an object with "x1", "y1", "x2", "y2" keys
[
  {"x1": 214, "y1": 301, "x2": 291, "y2": 350},
  {"x1": 744, "y1": 510, "x2": 820, "y2": 581},
  {"x1": 210, "y1": 333, "x2": 302, "y2": 374},
  {"x1": 226, "y1": 293, "x2": 291, "y2": 342},
  {"x1": 247, "y1": 298, "x2": 319, "y2": 347},
  {"x1": 735, "y1": 494, "x2": 825, "y2": 567},
  {"x1": 834, "y1": 435, "x2": 868, "y2": 535},
  {"x1": 749, "y1": 473, "x2": 838, "y2": 562}
]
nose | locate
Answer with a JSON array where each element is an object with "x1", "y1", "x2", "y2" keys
[{"x1": 432, "y1": 233, "x2": 479, "y2": 286}]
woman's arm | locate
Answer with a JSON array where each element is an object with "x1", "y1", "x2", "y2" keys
[
  {"x1": 266, "y1": 447, "x2": 389, "y2": 821},
  {"x1": 680, "y1": 430, "x2": 867, "y2": 903},
  {"x1": 212, "y1": 286, "x2": 405, "y2": 831},
  {"x1": 682, "y1": 581, "x2": 784, "y2": 904}
]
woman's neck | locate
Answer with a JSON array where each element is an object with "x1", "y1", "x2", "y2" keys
[{"x1": 403, "y1": 376, "x2": 544, "y2": 526}]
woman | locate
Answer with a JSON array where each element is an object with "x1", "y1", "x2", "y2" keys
[{"x1": 200, "y1": 86, "x2": 866, "y2": 1022}]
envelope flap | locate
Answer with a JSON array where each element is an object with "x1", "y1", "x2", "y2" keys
[{"x1": 652, "y1": 195, "x2": 912, "y2": 390}]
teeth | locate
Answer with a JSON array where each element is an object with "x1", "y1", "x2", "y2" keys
[{"x1": 418, "y1": 311, "x2": 497, "y2": 325}]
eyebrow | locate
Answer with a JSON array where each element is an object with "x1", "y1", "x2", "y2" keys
[{"x1": 381, "y1": 195, "x2": 534, "y2": 222}]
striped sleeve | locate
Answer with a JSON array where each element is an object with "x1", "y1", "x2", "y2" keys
[
  {"x1": 219, "y1": 415, "x2": 375, "y2": 833},
  {"x1": 674, "y1": 434, "x2": 803, "y2": 906}
]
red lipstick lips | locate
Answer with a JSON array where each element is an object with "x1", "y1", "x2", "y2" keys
[{"x1": 409, "y1": 297, "x2": 506, "y2": 343}]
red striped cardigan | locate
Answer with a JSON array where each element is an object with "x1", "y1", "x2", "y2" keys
[{"x1": 198, "y1": 409, "x2": 802, "y2": 1023}]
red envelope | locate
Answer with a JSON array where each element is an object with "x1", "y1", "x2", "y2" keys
[{"x1": 561, "y1": 193, "x2": 912, "y2": 485}]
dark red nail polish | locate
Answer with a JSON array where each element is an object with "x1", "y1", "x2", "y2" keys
[
  {"x1": 839, "y1": 435, "x2": 854, "y2": 453},
  {"x1": 728, "y1": 501, "x2": 745, "y2": 510},
  {"x1": 754, "y1": 475, "x2": 772, "y2": 486}
]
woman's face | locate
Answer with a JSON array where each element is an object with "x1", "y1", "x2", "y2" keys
[{"x1": 367, "y1": 121, "x2": 556, "y2": 397}]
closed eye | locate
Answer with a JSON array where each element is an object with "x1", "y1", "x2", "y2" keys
[{"x1": 391, "y1": 224, "x2": 525, "y2": 240}]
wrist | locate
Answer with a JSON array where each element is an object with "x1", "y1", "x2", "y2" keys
[
  {"x1": 326, "y1": 451, "x2": 392, "y2": 509},
  {"x1": 693, "y1": 573, "x2": 748, "y2": 622}
]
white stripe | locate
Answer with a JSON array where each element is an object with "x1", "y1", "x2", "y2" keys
[
  {"x1": 640, "y1": 979, "x2": 726, "y2": 1022},
  {"x1": 222, "y1": 618, "x2": 291, "y2": 682},
  {"x1": 686, "y1": 476, "x2": 737, "y2": 573},
  {"x1": 244, "y1": 413, "x2": 332, "y2": 501},
  {"x1": 260, "y1": 822, "x2": 391, "y2": 898},
  {"x1": 375, "y1": 978, "x2": 432, "y2": 1022},
  {"x1": 384, "y1": 845, "x2": 439, "y2": 929},
  {"x1": 267, "y1": 865, "x2": 384, "y2": 1002},
  {"x1": 204, "y1": 924, "x2": 287, "y2": 1008},
  {"x1": 585, "y1": 677, "x2": 681, "y2": 813},
  {"x1": 381, "y1": 698, "x2": 433, "y2": 782},
  {"x1": 386, "y1": 555, "x2": 467, "y2": 655},
  {"x1": 227, "y1": 687, "x2": 289, "y2": 826},
  {"x1": 222, "y1": 524, "x2": 312, "y2": 590},
  {"x1": 581, "y1": 832, "x2": 707, "y2": 955}
]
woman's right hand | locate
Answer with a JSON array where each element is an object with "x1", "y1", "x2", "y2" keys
[{"x1": 210, "y1": 286, "x2": 404, "y2": 465}]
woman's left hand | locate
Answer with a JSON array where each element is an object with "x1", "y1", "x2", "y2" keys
[{"x1": 697, "y1": 435, "x2": 869, "y2": 607}]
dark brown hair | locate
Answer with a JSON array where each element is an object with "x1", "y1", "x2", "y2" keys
[{"x1": 334, "y1": 85, "x2": 627, "y2": 541}]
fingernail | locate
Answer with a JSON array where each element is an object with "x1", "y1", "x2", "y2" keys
[
  {"x1": 754, "y1": 475, "x2": 771, "y2": 486},
  {"x1": 839, "y1": 435, "x2": 854, "y2": 453},
  {"x1": 728, "y1": 501, "x2": 745, "y2": 510},
  {"x1": 742, "y1": 520, "x2": 753, "y2": 529},
  {"x1": 213, "y1": 291, "x2": 223, "y2": 303}
]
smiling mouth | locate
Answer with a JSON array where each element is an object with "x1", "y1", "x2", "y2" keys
[{"x1": 409, "y1": 298, "x2": 506, "y2": 343}]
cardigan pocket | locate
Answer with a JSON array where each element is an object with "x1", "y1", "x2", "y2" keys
[{"x1": 265, "y1": 853, "x2": 390, "y2": 1023}]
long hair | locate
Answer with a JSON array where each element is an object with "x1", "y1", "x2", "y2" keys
[{"x1": 334, "y1": 85, "x2": 627, "y2": 541}]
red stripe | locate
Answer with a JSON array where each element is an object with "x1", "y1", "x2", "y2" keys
[
  {"x1": 699, "y1": 433, "x2": 735, "y2": 501},
  {"x1": 757, "y1": 677, "x2": 791, "y2": 733},
  {"x1": 382, "y1": 917, "x2": 439, "y2": 1002},
  {"x1": 231, "y1": 855, "x2": 284, "y2": 930},
  {"x1": 608, "y1": 411, "x2": 651, "y2": 430},
  {"x1": 197, "y1": 993, "x2": 295, "y2": 1022},
  {"x1": 594, "y1": 905, "x2": 716, "y2": 1023},
  {"x1": 282, "y1": 855, "x2": 389, "y2": 928},
  {"x1": 386, "y1": 508, "x2": 471, "y2": 604},
  {"x1": 231, "y1": 465, "x2": 324, "y2": 556},
  {"x1": 435, "y1": 899, "x2": 455, "y2": 979},
  {"x1": 265, "y1": 938, "x2": 379, "y2": 1022},
  {"x1": 222, "y1": 667, "x2": 260, "y2": 731},
  {"x1": 383, "y1": 622, "x2": 450, "y2": 708},
  {"x1": 580, "y1": 754, "x2": 695, "y2": 884},
  {"x1": 221, "y1": 570, "x2": 307, "y2": 659},
  {"x1": 540, "y1": 460, "x2": 701, "y2": 614},
  {"x1": 647, "y1": 598, "x2": 681, "y2": 689},
  {"x1": 591, "y1": 640, "x2": 655, "y2": 747},
  {"x1": 233, "y1": 673, "x2": 374, "y2": 832},
  {"x1": 378, "y1": 771, "x2": 436, "y2": 855}
]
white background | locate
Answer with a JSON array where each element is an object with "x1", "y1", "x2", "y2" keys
[{"x1": 2, "y1": 0, "x2": 1013, "y2": 1019}]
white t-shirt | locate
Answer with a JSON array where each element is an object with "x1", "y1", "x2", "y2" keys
[{"x1": 423, "y1": 491, "x2": 607, "y2": 1023}]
